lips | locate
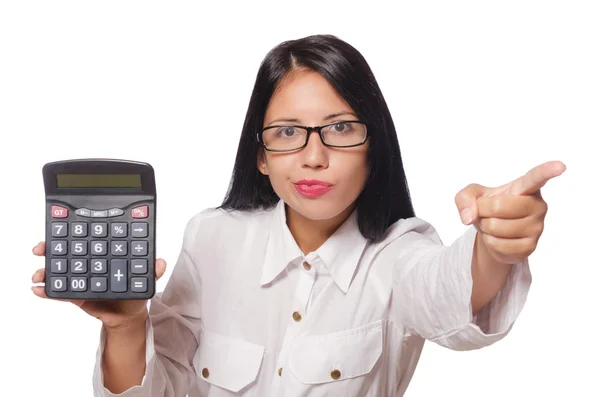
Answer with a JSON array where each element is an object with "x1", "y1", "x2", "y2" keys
[{"x1": 293, "y1": 179, "x2": 333, "y2": 198}]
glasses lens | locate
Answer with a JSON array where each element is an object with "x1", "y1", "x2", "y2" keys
[
  {"x1": 321, "y1": 122, "x2": 367, "y2": 147},
  {"x1": 262, "y1": 126, "x2": 307, "y2": 151}
]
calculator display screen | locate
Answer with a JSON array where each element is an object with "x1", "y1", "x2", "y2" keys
[{"x1": 56, "y1": 174, "x2": 142, "y2": 188}]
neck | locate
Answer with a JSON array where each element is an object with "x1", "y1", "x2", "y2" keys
[{"x1": 285, "y1": 203, "x2": 355, "y2": 255}]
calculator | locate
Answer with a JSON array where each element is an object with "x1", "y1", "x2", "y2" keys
[{"x1": 42, "y1": 158, "x2": 156, "y2": 300}]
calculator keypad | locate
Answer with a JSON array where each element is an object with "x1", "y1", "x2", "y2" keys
[{"x1": 48, "y1": 203, "x2": 152, "y2": 298}]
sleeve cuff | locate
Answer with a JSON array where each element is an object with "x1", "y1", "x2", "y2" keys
[
  {"x1": 92, "y1": 314, "x2": 157, "y2": 396},
  {"x1": 431, "y1": 227, "x2": 533, "y2": 351}
]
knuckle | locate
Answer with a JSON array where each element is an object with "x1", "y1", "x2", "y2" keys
[
  {"x1": 522, "y1": 238, "x2": 537, "y2": 256},
  {"x1": 483, "y1": 233, "x2": 501, "y2": 251}
]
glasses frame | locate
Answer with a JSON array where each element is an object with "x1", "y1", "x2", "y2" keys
[{"x1": 257, "y1": 120, "x2": 369, "y2": 152}]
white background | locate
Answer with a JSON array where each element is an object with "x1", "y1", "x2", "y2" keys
[{"x1": 1, "y1": 1, "x2": 597, "y2": 395}]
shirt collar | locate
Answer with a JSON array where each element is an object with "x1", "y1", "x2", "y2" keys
[{"x1": 260, "y1": 199, "x2": 368, "y2": 293}]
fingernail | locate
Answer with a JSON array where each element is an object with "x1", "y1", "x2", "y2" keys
[{"x1": 460, "y1": 208, "x2": 472, "y2": 225}]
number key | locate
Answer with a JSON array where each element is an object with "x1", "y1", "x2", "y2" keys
[
  {"x1": 91, "y1": 241, "x2": 108, "y2": 255},
  {"x1": 51, "y1": 222, "x2": 68, "y2": 237},
  {"x1": 71, "y1": 259, "x2": 87, "y2": 273},
  {"x1": 51, "y1": 240, "x2": 67, "y2": 256},
  {"x1": 70, "y1": 277, "x2": 87, "y2": 292},
  {"x1": 91, "y1": 259, "x2": 107, "y2": 274},
  {"x1": 51, "y1": 277, "x2": 67, "y2": 292},
  {"x1": 51, "y1": 259, "x2": 67, "y2": 273},
  {"x1": 71, "y1": 240, "x2": 87, "y2": 256},
  {"x1": 71, "y1": 222, "x2": 88, "y2": 237},
  {"x1": 91, "y1": 222, "x2": 108, "y2": 237}
]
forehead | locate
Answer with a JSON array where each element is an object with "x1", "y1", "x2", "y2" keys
[{"x1": 264, "y1": 69, "x2": 354, "y2": 125}]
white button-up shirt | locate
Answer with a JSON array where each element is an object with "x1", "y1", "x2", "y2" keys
[{"x1": 93, "y1": 199, "x2": 531, "y2": 397}]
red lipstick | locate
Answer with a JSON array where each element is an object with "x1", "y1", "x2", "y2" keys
[{"x1": 293, "y1": 179, "x2": 333, "y2": 198}]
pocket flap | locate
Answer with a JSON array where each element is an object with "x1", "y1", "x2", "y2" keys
[
  {"x1": 288, "y1": 320, "x2": 383, "y2": 384},
  {"x1": 193, "y1": 330, "x2": 265, "y2": 392}
]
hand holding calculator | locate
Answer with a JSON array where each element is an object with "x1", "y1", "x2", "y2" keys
[{"x1": 40, "y1": 158, "x2": 158, "y2": 301}]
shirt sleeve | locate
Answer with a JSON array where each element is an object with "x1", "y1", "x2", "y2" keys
[
  {"x1": 92, "y1": 216, "x2": 204, "y2": 396},
  {"x1": 391, "y1": 220, "x2": 532, "y2": 351}
]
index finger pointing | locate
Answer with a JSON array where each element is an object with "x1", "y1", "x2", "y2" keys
[{"x1": 509, "y1": 160, "x2": 566, "y2": 195}]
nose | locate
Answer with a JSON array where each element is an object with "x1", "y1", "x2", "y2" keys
[{"x1": 301, "y1": 130, "x2": 329, "y2": 169}]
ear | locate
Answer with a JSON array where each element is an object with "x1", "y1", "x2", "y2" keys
[{"x1": 257, "y1": 149, "x2": 269, "y2": 175}]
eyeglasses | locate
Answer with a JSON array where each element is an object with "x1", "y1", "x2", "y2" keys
[{"x1": 257, "y1": 121, "x2": 368, "y2": 152}]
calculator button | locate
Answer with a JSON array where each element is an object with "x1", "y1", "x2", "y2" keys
[
  {"x1": 91, "y1": 259, "x2": 107, "y2": 274},
  {"x1": 75, "y1": 208, "x2": 91, "y2": 217},
  {"x1": 51, "y1": 240, "x2": 68, "y2": 255},
  {"x1": 91, "y1": 210, "x2": 108, "y2": 217},
  {"x1": 51, "y1": 277, "x2": 67, "y2": 291},
  {"x1": 111, "y1": 241, "x2": 128, "y2": 256},
  {"x1": 71, "y1": 259, "x2": 87, "y2": 273},
  {"x1": 51, "y1": 259, "x2": 67, "y2": 273},
  {"x1": 71, "y1": 240, "x2": 88, "y2": 256},
  {"x1": 91, "y1": 222, "x2": 108, "y2": 237},
  {"x1": 91, "y1": 241, "x2": 108, "y2": 255},
  {"x1": 71, "y1": 222, "x2": 88, "y2": 237},
  {"x1": 51, "y1": 205, "x2": 68, "y2": 218},
  {"x1": 131, "y1": 223, "x2": 148, "y2": 238},
  {"x1": 131, "y1": 277, "x2": 147, "y2": 293},
  {"x1": 131, "y1": 259, "x2": 147, "y2": 274},
  {"x1": 51, "y1": 222, "x2": 68, "y2": 237},
  {"x1": 131, "y1": 205, "x2": 148, "y2": 218},
  {"x1": 70, "y1": 277, "x2": 87, "y2": 292},
  {"x1": 108, "y1": 208, "x2": 124, "y2": 217},
  {"x1": 91, "y1": 277, "x2": 107, "y2": 292},
  {"x1": 110, "y1": 259, "x2": 127, "y2": 292},
  {"x1": 111, "y1": 223, "x2": 128, "y2": 238},
  {"x1": 131, "y1": 241, "x2": 148, "y2": 256}
]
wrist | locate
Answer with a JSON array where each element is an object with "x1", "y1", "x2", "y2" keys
[{"x1": 105, "y1": 309, "x2": 148, "y2": 336}]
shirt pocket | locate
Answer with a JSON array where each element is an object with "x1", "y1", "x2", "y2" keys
[
  {"x1": 193, "y1": 329, "x2": 265, "y2": 396},
  {"x1": 286, "y1": 320, "x2": 383, "y2": 395}
]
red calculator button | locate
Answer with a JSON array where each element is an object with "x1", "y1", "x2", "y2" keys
[
  {"x1": 51, "y1": 205, "x2": 68, "y2": 218},
  {"x1": 131, "y1": 205, "x2": 148, "y2": 218}
]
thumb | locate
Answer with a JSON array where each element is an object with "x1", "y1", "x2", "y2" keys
[{"x1": 455, "y1": 183, "x2": 488, "y2": 225}]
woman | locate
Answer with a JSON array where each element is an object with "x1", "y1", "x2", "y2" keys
[{"x1": 31, "y1": 34, "x2": 565, "y2": 396}]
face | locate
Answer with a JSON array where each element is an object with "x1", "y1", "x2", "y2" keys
[{"x1": 257, "y1": 69, "x2": 370, "y2": 222}]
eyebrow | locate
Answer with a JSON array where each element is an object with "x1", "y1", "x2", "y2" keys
[{"x1": 266, "y1": 111, "x2": 358, "y2": 126}]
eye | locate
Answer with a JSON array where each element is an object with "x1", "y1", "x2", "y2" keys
[
  {"x1": 332, "y1": 122, "x2": 350, "y2": 132},
  {"x1": 280, "y1": 127, "x2": 298, "y2": 137}
]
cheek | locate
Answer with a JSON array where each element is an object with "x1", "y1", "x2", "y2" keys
[{"x1": 332, "y1": 152, "x2": 369, "y2": 187}]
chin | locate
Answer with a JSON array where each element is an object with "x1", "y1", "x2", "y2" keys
[{"x1": 286, "y1": 195, "x2": 354, "y2": 221}]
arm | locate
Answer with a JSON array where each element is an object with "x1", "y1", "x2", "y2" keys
[
  {"x1": 470, "y1": 231, "x2": 514, "y2": 315},
  {"x1": 102, "y1": 312, "x2": 149, "y2": 393},
  {"x1": 389, "y1": 219, "x2": 531, "y2": 351},
  {"x1": 93, "y1": 215, "x2": 205, "y2": 396}
]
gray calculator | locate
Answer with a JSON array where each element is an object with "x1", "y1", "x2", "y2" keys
[{"x1": 43, "y1": 158, "x2": 156, "y2": 300}]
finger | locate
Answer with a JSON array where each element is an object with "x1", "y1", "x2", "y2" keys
[
  {"x1": 455, "y1": 183, "x2": 488, "y2": 225},
  {"x1": 508, "y1": 160, "x2": 566, "y2": 195},
  {"x1": 478, "y1": 216, "x2": 544, "y2": 239},
  {"x1": 477, "y1": 195, "x2": 547, "y2": 219},
  {"x1": 481, "y1": 233, "x2": 538, "y2": 261},
  {"x1": 32, "y1": 268, "x2": 45, "y2": 283},
  {"x1": 155, "y1": 258, "x2": 167, "y2": 280},
  {"x1": 31, "y1": 286, "x2": 48, "y2": 299},
  {"x1": 32, "y1": 242, "x2": 46, "y2": 256}
]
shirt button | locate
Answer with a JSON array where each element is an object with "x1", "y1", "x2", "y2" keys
[
  {"x1": 202, "y1": 368, "x2": 210, "y2": 378},
  {"x1": 302, "y1": 261, "x2": 311, "y2": 271},
  {"x1": 292, "y1": 311, "x2": 302, "y2": 322},
  {"x1": 278, "y1": 367, "x2": 283, "y2": 376},
  {"x1": 330, "y1": 369, "x2": 341, "y2": 380}
]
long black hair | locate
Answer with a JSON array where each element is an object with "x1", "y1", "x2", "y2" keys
[{"x1": 219, "y1": 34, "x2": 415, "y2": 242}]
